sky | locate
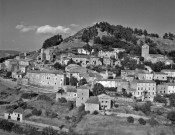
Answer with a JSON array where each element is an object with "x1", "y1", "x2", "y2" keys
[{"x1": 0, "y1": 0, "x2": 175, "y2": 51}]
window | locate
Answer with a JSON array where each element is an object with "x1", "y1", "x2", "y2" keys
[{"x1": 106, "y1": 101, "x2": 108, "y2": 103}]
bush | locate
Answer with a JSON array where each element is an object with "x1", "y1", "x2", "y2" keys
[
  {"x1": 32, "y1": 108, "x2": 42, "y2": 116},
  {"x1": 0, "y1": 119, "x2": 14, "y2": 132},
  {"x1": 114, "y1": 104, "x2": 119, "y2": 108},
  {"x1": 92, "y1": 110, "x2": 98, "y2": 115},
  {"x1": 67, "y1": 101, "x2": 74, "y2": 110},
  {"x1": 138, "y1": 118, "x2": 146, "y2": 125},
  {"x1": 167, "y1": 111, "x2": 175, "y2": 124},
  {"x1": 127, "y1": 116, "x2": 134, "y2": 123},
  {"x1": 42, "y1": 127, "x2": 58, "y2": 135},
  {"x1": 65, "y1": 116, "x2": 70, "y2": 121},
  {"x1": 12, "y1": 124, "x2": 24, "y2": 134},
  {"x1": 78, "y1": 104, "x2": 85, "y2": 113},
  {"x1": 50, "y1": 112, "x2": 57, "y2": 118},
  {"x1": 24, "y1": 113, "x2": 33, "y2": 118},
  {"x1": 148, "y1": 117, "x2": 159, "y2": 127},
  {"x1": 59, "y1": 97, "x2": 67, "y2": 103},
  {"x1": 37, "y1": 95, "x2": 52, "y2": 102}
]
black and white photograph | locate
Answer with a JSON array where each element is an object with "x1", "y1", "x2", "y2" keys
[{"x1": 0, "y1": 0, "x2": 175, "y2": 135}]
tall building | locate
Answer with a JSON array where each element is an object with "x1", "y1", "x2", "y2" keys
[{"x1": 141, "y1": 44, "x2": 149, "y2": 58}]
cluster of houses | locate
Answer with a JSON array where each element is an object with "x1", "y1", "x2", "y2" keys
[{"x1": 1, "y1": 44, "x2": 175, "y2": 115}]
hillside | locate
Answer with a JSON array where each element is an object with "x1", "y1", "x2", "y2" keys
[
  {"x1": 56, "y1": 22, "x2": 175, "y2": 54},
  {"x1": 0, "y1": 50, "x2": 20, "y2": 58}
]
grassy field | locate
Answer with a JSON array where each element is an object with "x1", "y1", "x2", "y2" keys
[
  {"x1": 0, "y1": 130, "x2": 17, "y2": 135},
  {"x1": 75, "y1": 114, "x2": 175, "y2": 135}
]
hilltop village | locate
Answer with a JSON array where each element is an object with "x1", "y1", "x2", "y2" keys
[{"x1": 1, "y1": 40, "x2": 175, "y2": 134}]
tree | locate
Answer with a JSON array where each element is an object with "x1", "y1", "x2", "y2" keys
[
  {"x1": 67, "y1": 101, "x2": 74, "y2": 110},
  {"x1": 127, "y1": 116, "x2": 134, "y2": 123},
  {"x1": 42, "y1": 127, "x2": 58, "y2": 135},
  {"x1": 70, "y1": 76, "x2": 78, "y2": 86},
  {"x1": 79, "y1": 78, "x2": 87, "y2": 86},
  {"x1": 59, "y1": 97, "x2": 67, "y2": 103},
  {"x1": 53, "y1": 62, "x2": 65, "y2": 70},
  {"x1": 167, "y1": 111, "x2": 175, "y2": 124},
  {"x1": 154, "y1": 95, "x2": 167, "y2": 104},
  {"x1": 12, "y1": 124, "x2": 24, "y2": 134},
  {"x1": 93, "y1": 83, "x2": 105, "y2": 96},
  {"x1": 42, "y1": 34, "x2": 63, "y2": 49},
  {"x1": 32, "y1": 108, "x2": 42, "y2": 116},
  {"x1": 138, "y1": 118, "x2": 146, "y2": 125}
]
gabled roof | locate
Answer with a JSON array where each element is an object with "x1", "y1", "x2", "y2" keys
[
  {"x1": 13, "y1": 107, "x2": 24, "y2": 114},
  {"x1": 77, "y1": 85, "x2": 90, "y2": 90},
  {"x1": 85, "y1": 96, "x2": 99, "y2": 104},
  {"x1": 97, "y1": 94, "x2": 113, "y2": 99}
]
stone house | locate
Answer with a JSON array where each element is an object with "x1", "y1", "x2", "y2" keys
[
  {"x1": 130, "y1": 80, "x2": 156, "y2": 101},
  {"x1": 121, "y1": 70, "x2": 135, "y2": 80},
  {"x1": 89, "y1": 56, "x2": 102, "y2": 66},
  {"x1": 161, "y1": 69, "x2": 175, "y2": 78},
  {"x1": 153, "y1": 72, "x2": 167, "y2": 81},
  {"x1": 98, "y1": 94, "x2": 113, "y2": 110},
  {"x1": 77, "y1": 48, "x2": 90, "y2": 55},
  {"x1": 138, "y1": 73, "x2": 153, "y2": 80},
  {"x1": 113, "y1": 48, "x2": 125, "y2": 53},
  {"x1": 4, "y1": 59, "x2": 18, "y2": 72},
  {"x1": 25, "y1": 70, "x2": 65, "y2": 91},
  {"x1": 98, "y1": 50, "x2": 118, "y2": 59},
  {"x1": 125, "y1": 75, "x2": 135, "y2": 82},
  {"x1": 56, "y1": 87, "x2": 77, "y2": 101},
  {"x1": 100, "y1": 70, "x2": 116, "y2": 79},
  {"x1": 4, "y1": 107, "x2": 23, "y2": 122},
  {"x1": 85, "y1": 96, "x2": 99, "y2": 113},
  {"x1": 76, "y1": 85, "x2": 90, "y2": 107},
  {"x1": 95, "y1": 79, "x2": 129, "y2": 92},
  {"x1": 157, "y1": 83, "x2": 175, "y2": 94}
]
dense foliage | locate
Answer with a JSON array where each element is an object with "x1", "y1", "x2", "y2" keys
[
  {"x1": 93, "y1": 83, "x2": 105, "y2": 96},
  {"x1": 42, "y1": 34, "x2": 63, "y2": 49},
  {"x1": 163, "y1": 32, "x2": 175, "y2": 40}
]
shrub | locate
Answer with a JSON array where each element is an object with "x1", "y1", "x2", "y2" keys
[
  {"x1": 138, "y1": 118, "x2": 146, "y2": 125},
  {"x1": 78, "y1": 104, "x2": 85, "y2": 113},
  {"x1": 148, "y1": 117, "x2": 159, "y2": 127},
  {"x1": 37, "y1": 95, "x2": 52, "y2": 102},
  {"x1": 24, "y1": 113, "x2": 33, "y2": 118},
  {"x1": 59, "y1": 97, "x2": 67, "y2": 103},
  {"x1": 167, "y1": 111, "x2": 175, "y2": 124},
  {"x1": 12, "y1": 124, "x2": 23, "y2": 134},
  {"x1": 65, "y1": 116, "x2": 70, "y2": 121},
  {"x1": 114, "y1": 104, "x2": 119, "y2": 108},
  {"x1": 92, "y1": 110, "x2": 98, "y2": 115},
  {"x1": 21, "y1": 93, "x2": 31, "y2": 99},
  {"x1": 42, "y1": 127, "x2": 58, "y2": 135},
  {"x1": 127, "y1": 116, "x2": 134, "y2": 123},
  {"x1": 67, "y1": 101, "x2": 74, "y2": 110},
  {"x1": 32, "y1": 108, "x2": 42, "y2": 116},
  {"x1": 50, "y1": 112, "x2": 57, "y2": 118}
]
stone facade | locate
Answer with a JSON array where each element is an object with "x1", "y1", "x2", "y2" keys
[
  {"x1": 130, "y1": 80, "x2": 156, "y2": 101},
  {"x1": 161, "y1": 69, "x2": 175, "y2": 78},
  {"x1": 85, "y1": 96, "x2": 99, "y2": 113},
  {"x1": 157, "y1": 83, "x2": 175, "y2": 94},
  {"x1": 153, "y1": 72, "x2": 167, "y2": 81},
  {"x1": 98, "y1": 94, "x2": 113, "y2": 110},
  {"x1": 25, "y1": 70, "x2": 65, "y2": 91},
  {"x1": 138, "y1": 73, "x2": 153, "y2": 80},
  {"x1": 76, "y1": 86, "x2": 90, "y2": 107}
]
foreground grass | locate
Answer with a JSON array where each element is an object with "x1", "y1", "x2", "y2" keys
[{"x1": 74, "y1": 114, "x2": 175, "y2": 135}]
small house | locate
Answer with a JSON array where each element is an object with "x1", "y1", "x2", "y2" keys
[
  {"x1": 4, "y1": 107, "x2": 24, "y2": 122},
  {"x1": 85, "y1": 96, "x2": 99, "y2": 113}
]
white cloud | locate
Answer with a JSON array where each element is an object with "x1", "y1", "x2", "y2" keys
[
  {"x1": 16, "y1": 24, "x2": 37, "y2": 32},
  {"x1": 70, "y1": 24, "x2": 79, "y2": 27},
  {"x1": 16, "y1": 23, "x2": 71, "y2": 35},
  {"x1": 36, "y1": 25, "x2": 70, "y2": 34}
]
